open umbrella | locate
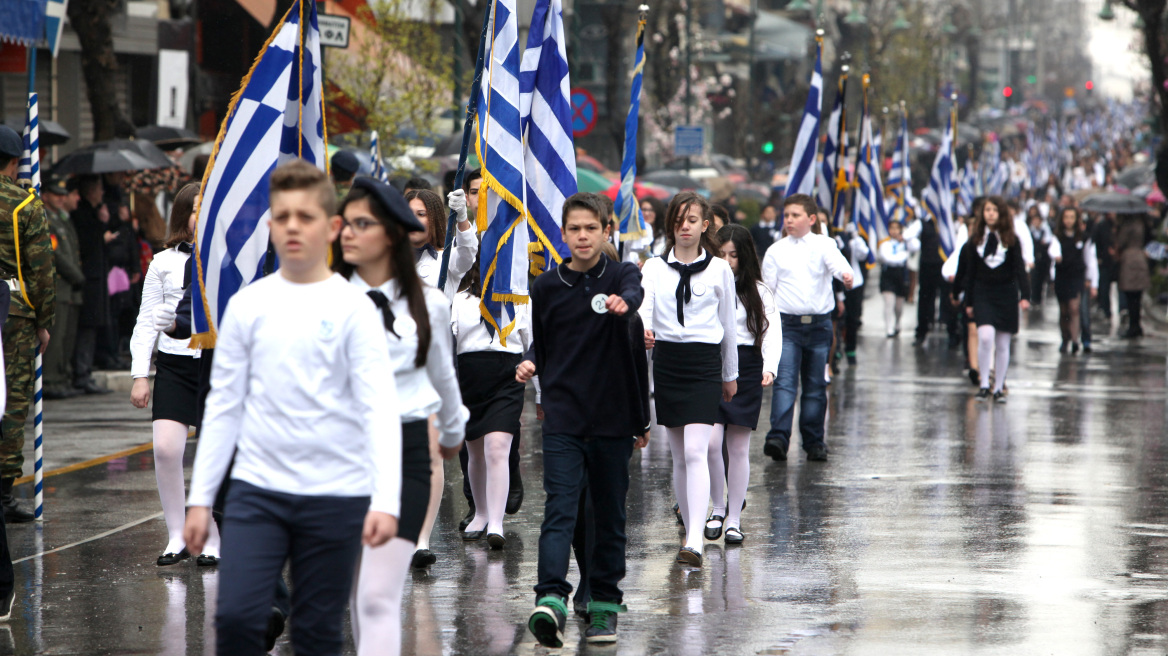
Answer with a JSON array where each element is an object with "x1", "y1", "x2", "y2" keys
[
  {"x1": 4, "y1": 119, "x2": 70, "y2": 147},
  {"x1": 576, "y1": 168, "x2": 612, "y2": 193},
  {"x1": 602, "y1": 180, "x2": 675, "y2": 201},
  {"x1": 1115, "y1": 163, "x2": 1155, "y2": 190},
  {"x1": 1080, "y1": 192, "x2": 1149, "y2": 214},
  {"x1": 135, "y1": 125, "x2": 202, "y2": 150},
  {"x1": 51, "y1": 139, "x2": 173, "y2": 176},
  {"x1": 641, "y1": 169, "x2": 703, "y2": 190}
]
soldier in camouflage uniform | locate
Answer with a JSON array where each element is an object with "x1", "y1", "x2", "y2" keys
[
  {"x1": 40, "y1": 176, "x2": 84, "y2": 400},
  {"x1": 0, "y1": 126, "x2": 56, "y2": 523},
  {"x1": 331, "y1": 150, "x2": 358, "y2": 203}
]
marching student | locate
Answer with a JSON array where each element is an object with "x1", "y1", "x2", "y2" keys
[
  {"x1": 129, "y1": 183, "x2": 221, "y2": 567},
  {"x1": 761, "y1": 194, "x2": 853, "y2": 463},
  {"x1": 705, "y1": 224, "x2": 779, "y2": 545},
  {"x1": 878, "y1": 220, "x2": 918, "y2": 338},
  {"x1": 451, "y1": 256, "x2": 532, "y2": 549},
  {"x1": 639, "y1": 191, "x2": 737, "y2": 568},
  {"x1": 333, "y1": 177, "x2": 468, "y2": 656},
  {"x1": 516, "y1": 192, "x2": 648, "y2": 646},
  {"x1": 1049, "y1": 206, "x2": 1098, "y2": 354},
  {"x1": 409, "y1": 186, "x2": 478, "y2": 300},
  {"x1": 958, "y1": 196, "x2": 1031, "y2": 402},
  {"x1": 183, "y1": 161, "x2": 401, "y2": 655},
  {"x1": 840, "y1": 223, "x2": 869, "y2": 366}
]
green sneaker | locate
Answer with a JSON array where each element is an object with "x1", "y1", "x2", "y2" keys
[
  {"x1": 584, "y1": 601, "x2": 627, "y2": 643},
  {"x1": 528, "y1": 596, "x2": 568, "y2": 648}
]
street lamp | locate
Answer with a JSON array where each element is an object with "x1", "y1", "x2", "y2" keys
[
  {"x1": 786, "y1": 0, "x2": 813, "y2": 11},
  {"x1": 890, "y1": 7, "x2": 912, "y2": 32},
  {"x1": 1098, "y1": 0, "x2": 1116, "y2": 21},
  {"x1": 844, "y1": 1, "x2": 867, "y2": 25}
]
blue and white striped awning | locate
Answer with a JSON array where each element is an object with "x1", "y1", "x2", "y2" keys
[{"x1": 0, "y1": 0, "x2": 48, "y2": 47}]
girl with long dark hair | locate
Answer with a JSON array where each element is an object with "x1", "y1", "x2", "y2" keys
[
  {"x1": 335, "y1": 178, "x2": 467, "y2": 656},
  {"x1": 407, "y1": 188, "x2": 478, "y2": 299},
  {"x1": 704, "y1": 224, "x2": 778, "y2": 545},
  {"x1": 1049, "y1": 207, "x2": 1098, "y2": 353}
]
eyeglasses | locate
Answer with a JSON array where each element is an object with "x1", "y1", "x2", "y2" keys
[{"x1": 341, "y1": 217, "x2": 380, "y2": 234}]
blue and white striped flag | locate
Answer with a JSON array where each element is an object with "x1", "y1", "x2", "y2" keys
[
  {"x1": 519, "y1": 0, "x2": 575, "y2": 267},
  {"x1": 44, "y1": 0, "x2": 68, "y2": 58},
  {"x1": 819, "y1": 71, "x2": 849, "y2": 232},
  {"x1": 475, "y1": 0, "x2": 531, "y2": 344},
  {"x1": 957, "y1": 155, "x2": 976, "y2": 216},
  {"x1": 612, "y1": 7, "x2": 648, "y2": 244},
  {"x1": 853, "y1": 76, "x2": 884, "y2": 266},
  {"x1": 885, "y1": 104, "x2": 911, "y2": 224},
  {"x1": 369, "y1": 131, "x2": 388, "y2": 183},
  {"x1": 921, "y1": 109, "x2": 958, "y2": 259},
  {"x1": 785, "y1": 33, "x2": 822, "y2": 198},
  {"x1": 192, "y1": 0, "x2": 327, "y2": 346},
  {"x1": 18, "y1": 93, "x2": 40, "y2": 194}
]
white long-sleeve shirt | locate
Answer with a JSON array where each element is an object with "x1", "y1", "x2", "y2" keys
[
  {"x1": 639, "y1": 251, "x2": 739, "y2": 382},
  {"x1": 349, "y1": 273, "x2": 469, "y2": 448},
  {"x1": 845, "y1": 232, "x2": 870, "y2": 289},
  {"x1": 130, "y1": 247, "x2": 200, "y2": 378},
  {"x1": 1013, "y1": 215, "x2": 1034, "y2": 267},
  {"x1": 188, "y1": 273, "x2": 403, "y2": 517},
  {"x1": 878, "y1": 238, "x2": 918, "y2": 267},
  {"x1": 451, "y1": 292, "x2": 533, "y2": 355},
  {"x1": 417, "y1": 223, "x2": 478, "y2": 301},
  {"x1": 761, "y1": 232, "x2": 854, "y2": 316},
  {"x1": 732, "y1": 281, "x2": 782, "y2": 375}
]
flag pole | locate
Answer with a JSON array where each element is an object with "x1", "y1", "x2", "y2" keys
[
  {"x1": 26, "y1": 44, "x2": 45, "y2": 522},
  {"x1": 437, "y1": 8, "x2": 493, "y2": 292}
]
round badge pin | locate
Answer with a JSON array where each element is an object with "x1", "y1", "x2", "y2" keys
[
  {"x1": 393, "y1": 315, "x2": 416, "y2": 338},
  {"x1": 591, "y1": 293, "x2": 609, "y2": 314},
  {"x1": 692, "y1": 282, "x2": 707, "y2": 296}
]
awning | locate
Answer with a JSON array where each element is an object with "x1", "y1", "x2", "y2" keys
[{"x1": 0, "y1": 0, "x2": 47, "y2": 47}]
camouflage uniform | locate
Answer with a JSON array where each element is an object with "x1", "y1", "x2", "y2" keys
[
  {"x1": 0, "y1": 174, "x2": 56, "y2": 481},
  {"x1": 43, "y1": 204, "x2": 83, "y2": 393}
]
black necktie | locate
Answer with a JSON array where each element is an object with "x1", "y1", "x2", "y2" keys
[
  {"x1": 984, "y1": 232, "x2": 999, "y2": 260},
  {"x1": 178, "y1": 243, "x2": 193, "y2": 289},
  {"x1": 414, "y1": 244, "x2": 437, "y2": 263},
  {"x1": 665, "y1": 252, "x2": 713, "y2": 326},
  {"x1": 366, "y1": 290, "x2": 399, "y2": 338}
]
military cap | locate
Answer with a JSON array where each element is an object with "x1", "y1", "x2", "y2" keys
[
  {"x1": 331, "y1": 150, "x2": 360, "y2": 177},
  {"x1": 351, "y1": 176, "x2": 425, "y2": 232},
  {"x1": 0, "y1": 126, "x2": 22, "y2": 159},
  {"x1": 43, "y1": 174, "x2": 72, "y2": 195}
]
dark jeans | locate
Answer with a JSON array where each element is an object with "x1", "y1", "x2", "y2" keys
[
  {"x1": 915, "y1": 262, "x2": 946, "y2": 340},
  {"x1": 843, "y1": 287, "x2": 864, "y2": 354},
  {"x1": 535, "y1": 434, "x2": 633, "y2": 604},
  {"x1": 571, "y1": 483, "x2": 595, "y2": 607},
  {"x1": 765, "y1": 316, "x2": 832, "y2": 453},
  {"x1": 215, "y1": 481, "x2": 367, "y2": 656},
  {"x1": 1098, "y1": 264, "x2": 1114, "y2": 317}
]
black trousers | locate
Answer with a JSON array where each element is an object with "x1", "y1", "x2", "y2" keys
[
  {"x1": 1098, "y1": 264, "x2": 1115, "y2": 317},
  {"x1": 843, "y1": 286, "x2": 864, "y2": 354},
  {"x1": 915, "y1": 262, "x2": 943, "y2": 339},
  {"x1": 1126, "y1": 291, "x2": 1143, "y2": 332},
  {"x1": 0, "y1": 510, "x2": 11, "y2": 607},
  {"x1": 72, "y1": 325, "x2": 97, "y2": 386}
]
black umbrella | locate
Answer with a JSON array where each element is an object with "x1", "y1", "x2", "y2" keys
[
  {"x1": 3, "y1": 119, "x2": 71, "y2": 147},
  {"x1": 51, "y1": 139, "x2": 173, "y2": 176},
  {"x1": 433, "y1": 132, "x2": 462, "y2": 157},
  {"x1": 641, "y1": 170, "x2": 704, "y2": 190},
  {"x1": 1115, "y1": 163, "x2": 1155, "y2": 190},
  {"x1": 135, "y1": 125, "x2": 202, "y2": 150},
  {"x1": 1080, "y1": 192, "x2": 1148, "y2": 214}
]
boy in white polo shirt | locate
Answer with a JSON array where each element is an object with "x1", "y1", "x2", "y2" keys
[{"x1": 183, "y1": 160, "x2": 401, "y2": 655}]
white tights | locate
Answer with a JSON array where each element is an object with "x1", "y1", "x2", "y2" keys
[
  {"x1": 883, "y1": 292, "x2": 905, "y2": 335},
  {"x1": 465, "y1": 432, "x2": 512, "y2": 535},
  {"x1": 977, "y1": 325, "x2": 1012, "y2": 393},
  {"x1": 153, "y1": 420, "x2": 220, "y2": 556},
  {"x1": 414, "y1": 419, "x2": 444, "y2": 552},
  {"x1": 707, "y1": 423, "x2": 751, "y2": 530},
  {"x1": 351, "y1": 537, "x2": 414, "y2": 656},
  {"x1": 668, "y1": 424, "x2": 713, "y2": 552}
]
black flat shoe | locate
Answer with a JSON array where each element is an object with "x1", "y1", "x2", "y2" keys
[
  {"x1": 703, "y1": 515, "x2": 724, "y2": 540},
  {"x1": 677, "y1": 546, "x2": 702, "y2": 567},
  {"x1": 763, "y1": 440, "x2": 787, "y2": 462},
  {"x1": 724, "y1": 527, "x2": 744, "y2": 544},
  {"x1": 157, "y1": 548, "x2": 190, "y2": 566},
  {"x1": 196, "y1": 554, "x2": 220, "y2": 567},
  {"x1": 462, "y1": 529, "x2": 485, "y2": 541},
  {"x1": 487, "y1": 533, "x2": 506, "y2": 549},
  {"x1": 673, "y1": 503, "x2": 684, "y2": 525},
  {"x1": 459, "y1": 506, "x2": 476, "y2": 532},
  {"x1": 968, "y1": 368, "x2": 980, "y2": 386},
  {"x1": 506, "y1": 480, "x2": 524, "y2": 515},
  {"x1": 976, "y1": 388, "x2": 991, "y2": 401},
  {"x1": 411, "y1": 549, "x2": 436, "y2": 568}
]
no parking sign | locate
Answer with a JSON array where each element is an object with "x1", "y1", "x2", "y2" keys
[{"x1": 570, "y1": 88, "x2": 597, "y2": 138}]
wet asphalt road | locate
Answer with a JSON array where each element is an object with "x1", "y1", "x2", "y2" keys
[{"x1": 0, "y1": 300, "x2": 1165, "y2": 655}]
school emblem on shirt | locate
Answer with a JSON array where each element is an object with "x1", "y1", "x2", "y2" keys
[
  {"x1": 591, "y1": 293, "x2": 608, "y2": 314},
  {"x1": 393, "y1": 314, "x2": 416, "y2": 338},
  {"x1": 692, "y1": 282, "x2": 707, "y2": 296},
  {"x1": 319, "y1": 320, "x2": 336, "y2": 339}
]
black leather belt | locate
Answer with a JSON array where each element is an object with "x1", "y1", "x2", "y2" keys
[{"x1": 779, "y1": 312, "x2": 832, "y2": 325}]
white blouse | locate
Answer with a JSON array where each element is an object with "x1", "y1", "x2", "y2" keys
[
  {"x1": 130, "y1": 247, "x2": 200, "y2": 378},
  {"x1": 348, "y1": 274, "x2": 469, "y2": 448},
  {"x1": 416, "y1": 223, "x2": 479, "y2": 301},
  {"x1": 878, "y1": 237, "x2": 919, "y2": 267},
  {"x1": 451, "y1": 292, "x2": 533, "y2": 355},
  {"x1": 976, "y1": 230, "x2": 1008, "y2": 269},
  {"x1": 731, "y1": 281, "x2": 782, "y2": 376},
  {"x1": 639, "y1": 250, "x2": 739, "y2": 382}
]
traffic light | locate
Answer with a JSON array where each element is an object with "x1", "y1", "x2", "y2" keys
[
  {"x1": 761, "y1": 141, "x2": 774, "y2": 155},
  {"x1": 1026, "y1": 75, "x2": 1037, "y2": 85},
  {"x1": 1002, "y1": 86, "x2": 1013, "y2": 98},
  {"x1": 1085, "y1": 80, "x2": 1094, "y2": 91}
]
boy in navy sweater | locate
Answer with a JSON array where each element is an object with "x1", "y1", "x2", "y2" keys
[{"x1": 516, "y1": 193, "x2": 647, "y2": 646}]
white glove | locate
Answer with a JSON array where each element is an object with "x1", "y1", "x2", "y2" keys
[
  {"x1": 447, "y1": 189, "x2": 468, "y2": 224},
  {"x1": 152, "y1": 305, "x2": 177, "y2": 333}
]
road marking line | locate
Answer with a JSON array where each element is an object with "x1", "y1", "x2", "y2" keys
[
  {"x1": 13, "y1": 512, "x2": 164, "y2": 564},
  {"x1": 13, "y1": 442, "x2": 154, "y2": 486}
]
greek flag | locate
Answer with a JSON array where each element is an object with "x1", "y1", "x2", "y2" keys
[
  {"x1": 921, "y1": 111, "x2": 958, "y2": 259},
  {"x1": 984, "y1": 140, "x2": 1008, "y2": 195},
  {"x1": 785, "y1": 34, "x2": 822, "y2": 198},
  {"x1": 191, "y1": 0, "x2": 327, "y2": 346},
  {"x1": 957, "y1": 156, "x2": 976, "y2": 216},
  {"x1": 853, "y1": 75, "x2": 884, "y2": 266},
  {"x1": 17, "y1": 93, "x2": 40, "y2": 194},
  {"x1": 819, "y1": 71, "x2": 849, "y2": 232},
  {"x1": 612, "y1": 7, "x2": 648, "y2": 244},
  {"x1": 475, "y1": 0, "x2": 531, "y2": 343},
  {"x1": 885, "y1": 105, "x2": 911, "y2": 223},
  {"x1": 45, "y1": 0, "x2": 68, "y2": 58},
  {"x1": 519, "y1": 0, "x2": 575, "y2": 269},
  {"x1": 370, "y1": 131, "x2": 388, "y2": 183}
]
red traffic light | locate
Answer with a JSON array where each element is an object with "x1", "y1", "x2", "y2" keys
[
  {"x1": 1085, "y1": 80, "x2": 1094, "y2": 91},
  {"x1": 1002, "y1": 86, "x2": 1013, "y2": 98}
]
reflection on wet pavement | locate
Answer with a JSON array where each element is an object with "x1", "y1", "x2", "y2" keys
[{"x1": 1, "y1": 306, "x2": 1165, "y2": 654}]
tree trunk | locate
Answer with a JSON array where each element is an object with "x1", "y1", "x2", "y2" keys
[
  {"x1": 1140, "y1": 2, "x2": 1168, "y2": 134},
  {"x1": 601, "y1": 4, "x2": 626, "y2": 158},
  {"x1": 67, "y1": 0, "x2": 134, "y2": 141},
  {"x1": 961, "y1": 35, "x2": 980, "y2": 122}
]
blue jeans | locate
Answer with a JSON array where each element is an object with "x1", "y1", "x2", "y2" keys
[
  {"x1": 765, "y1": 316, "x2": 832, "y2": 453},
  {"x1": 216, "y1": 481, "x2": 368, "y2": 656},
  {"x1": 535, "y1": 434, "x2": 633, "y2": 604}
]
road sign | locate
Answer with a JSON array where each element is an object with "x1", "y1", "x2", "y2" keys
[
  {"x1": 318, "y1": 14, "x2": 351, "y2": 49},
  {"x1": 673, "y1": 125, "x2": 704, "y2": 157},
  {"x1": 569, "y1": 88, "x2": 597, "y2": 137}
]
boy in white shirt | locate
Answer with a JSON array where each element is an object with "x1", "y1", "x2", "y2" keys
[{"x1": 183, "y1": 160, "x2": 401, "y2": 655}]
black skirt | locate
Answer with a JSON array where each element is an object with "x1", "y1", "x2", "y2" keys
[
  {"x1": 1054, "y1": 267, "x2": 1086, "y2": 303},
  {"x1": 152, "y1": 351, "x2": 200, "y2": 426},
  {"x1": 718, "y1": 345, "x2": 763, "y2": 429},
  {"x1": 396, "y1": 420, "x2": 432, "y2": 544},
  {"x1": 880, "y1": 265, "x2": 909, "y2": 297},
  {"x1": 653, "y1": 341, "x2": 722, "y2": 428},
  {"x1": 972, "y1": 280, "x2": 1021, "y2": 334},
  {"x1": 457, "y1": 352, "x2": 524, "y2": 441}
]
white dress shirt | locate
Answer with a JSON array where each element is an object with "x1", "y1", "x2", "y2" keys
[
  {"x1": 1048, "y1": 235, "x2": 1100, "y2": 289},
  {"x1": 878, "y1": 238, "x2": 918, "y2": 267},
  {"x1": 416, "y1": 223, "x2": 479, "y2": 301},
  {"x1": 976, "y1": 230, "x2": 1008, "y2": 269},
  {"x1": 639, "y1": 251, "x2": 739, "y2": 382},
  {"x1": 1013, "y1": 215, "x2": 1034, "y2": 267},
  {"x1": 130, "y1": 247, "x2": 200, "y2": 378},
  {"x1": 188, "y1": 274, "x2": 403, "y2": 517},
  {"x1": 761, "y1": 232, "x2": 854, "y2": 316},
  {"x1": 942, "y1": 222, "x2": 970, "y2": 281},
  {"x1": 733, "y1": 281, "x2": 782, "y2": 375},
  {"x1": 451, "y1": 292, "x2": 533, "y2": 355},
  {"x1": 844, "y1": 231, "x2": 870, "y2": 288},
  {"x1": 349, "y1": 273, "x2": 469, "y2": 448}
]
